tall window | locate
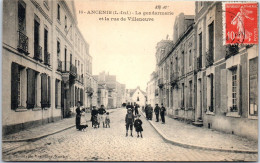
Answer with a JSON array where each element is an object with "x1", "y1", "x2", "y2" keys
[
  {"x1": 199, "y1": 32, "x2": 202, "y2": 68},
  {"x1": 249, "y1": 57, "x2": 258, "y2": 116},
  {"x1": 189, "y1": 49, "x2": 192, "y2": 67},
  {"x1": 231, "y1": 68, "x2": 237, "y2": 112},
  {"x1": 44, "y1": 28, "x2": 48, "y2": 65},
  {"x1": 208, "y1": 74, "x2": 214, "y2": 112},
  {"x1": 57, "y1": 4, "x2": 60, "y2": 21},
  {"x1": 181, "y1": 83, "x2": 185, "y2": 108},
  {"x1": 65, "y1": 15, "x2": 67, "y2": 30},
  {"x1": 137, "y1": 97, "x2": 140, "y2": 101},
  {"x1": 207, "y1": 22, "x2": 214, "y2": 66},
  {"x1": 182, "y1": 51, "x2": 184, "y2": 75},
  {"x1": 18, "y1": 1, "x2": 26, "y2": 32},
  {"x1": 57, "y1": 40, "x2": 60, "y2": 59},
  {"x1": 34, "y1": 15, "x2": 40, "y2": 60}
]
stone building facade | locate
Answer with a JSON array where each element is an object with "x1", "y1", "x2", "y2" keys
[
  {"x1": 94, "y1": 72, "x2": 126, "y2": 109},
  {"x1": 194, "y1": 2, "x2": 258, "y2": 140},
  {"x1": 146, "y1": 71, "x2": 158, "y2": 108},
  {"x1": 148, "y1": 2, "x2": 258, "y2": 140},
  {"x1": 2, "y1": 0, "x2": 93, "y2": 135}
]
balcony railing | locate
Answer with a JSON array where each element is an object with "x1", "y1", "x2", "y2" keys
[
  {"x1": 158, "y1": 78, "x2": 164, "y2": 88},
  {"x1": 34, "y1": 43, "x2": 42, "y2": 62},
  {"x1": 61, "y1": 61, "x2": 77, "y2": 77},
  {"x1": 170, "y1": 72, "x2": 179, "y2": 85},
  {"x1": 205, "y1": 49, "x2": 214, "y2": 68},
  {"x1": 197, "y1": 56, "x2": 202, "y2": 71},
  {"x1": 225, "y1": 45, "x2": 239, "y2": 59},
  {"x1": 57, "y1": 59, "x2": 62, "y2": 72},
  {"x1": 17, "y1": 31, "x2": 29, "y2": 54},
  {"x1": 44, "y1": 50, "x2": 50, "y2": 66}
]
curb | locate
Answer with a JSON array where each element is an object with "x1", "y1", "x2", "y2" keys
[
  {"x1": 141, "y1": 111, "x2": 258, "y2": 154},
  {"x1": 2, "y1": 125, "x2": 76, "y2": 143}
]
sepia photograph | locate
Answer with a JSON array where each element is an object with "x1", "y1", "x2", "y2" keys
[{"x1": 1, "y1": 0, "x2": 258, "y2": 161}]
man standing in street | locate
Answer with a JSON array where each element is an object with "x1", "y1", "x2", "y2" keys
[
  {"x1": 160, "y1": 103, "x2": 166, "y2": 124},
  {"x1": 98, "y1": 105, "x2": 106, "y2": 128},
  {"x1": 154, "y1": 104, "x2": 160, "y2": 122}
]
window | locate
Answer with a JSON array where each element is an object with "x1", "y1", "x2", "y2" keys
[
  {"x1": 198, "y1": 33, "x2": 202, "y2": 69},
  {"x1": 57, "y1": 40, "x2": 60, "y2": 59},
  {"x1": 189, "y1": 49, "x2": 192, "y2": 67},
  {"x1": 175, "y1": 57, "x2": 178, "y2": 73},
  {"x1": 80, "y1": 89, "x2": 83, "y2": 106},
  {"x1": 18, "y1": 1, "x2": 26, "y2": 32},
  {"x1": 182, "y1": 51, "x2": 184, "y2": 75},
  {"x1": 11, "y1": 62, "x2": 25, "y2": 110},
  {"x1": 230, "y1": 68, "x2": 237, "y2": 112},
  {"x1": 207, "y1": 22, "x2": 214, "y2": 67},
  {"x1": 137, "y1": 97, "x2": 140, "y2": 101},
  {"x1": 181, "y1": 83, "x2": 185, "y2": 108},
  {"x1": 57, "y1": 4, "x2": 60, "y2": 21},
  {"x1": 65, "y1": 15, "x2": 67, "y2": 30},
  {"x1": 208, "y1": 74, "x2": 214, "y2": 112},
  {"x1": 44, "y1": 28, "x2": 49, "y2": 65},
  {"x1": 34, "y1": 15, "x2": 41, "y2": 61},
  {"x1": 249, "y1": 57, "x2": 258, "y2": 116}
]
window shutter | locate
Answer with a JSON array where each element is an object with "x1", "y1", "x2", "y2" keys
[
  {"x1": 27, "y1": 69, "x2": 35, "y2": 109},
  {"x1": 61, "y1": 81, "x2": 64, "y2": 108},
  {"x1": 237, "y1": 65, "x2": 242, "y2": 115},
  {"x1": 11, "y1": 63, "x2": 19, "y2": 110},
  {"x1": 80, "y1": 89, "x2": 83, "y2": 106},
  {"x1": 71, "y1": 86, "x2": 74, "y2": 107},
  {"x1": 48, "y1": 76, "x2": 51, "y2": 107},
  {"x1": 55, "y1": 79, "x2": 58, "y2": 108},
  {"x1": 41, "y1": 73, "x2": 48, "y2": 108},
  {"x1": 220, "y1": 69, "x2": 227, "y2": 113}
]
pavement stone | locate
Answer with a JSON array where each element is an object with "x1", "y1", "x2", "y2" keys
[
  {"x1": 142, "y1": 111, "x2": 258, "y2": 153},
  {"x1": 2, "y1": 108, "x2": 258, "y2": 161}
]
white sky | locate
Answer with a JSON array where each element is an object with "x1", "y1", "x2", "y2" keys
[{"x1": 75, "y1": 1, "x2": 195, "y2": 91}]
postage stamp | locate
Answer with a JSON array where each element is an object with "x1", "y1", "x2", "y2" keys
[{"x1": 223, "y1": 2, "x2": 258, "y2": 44}]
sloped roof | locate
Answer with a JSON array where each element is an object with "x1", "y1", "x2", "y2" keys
[{"x1": 129, "y1": 87, "x2": 146, "y2": 97}]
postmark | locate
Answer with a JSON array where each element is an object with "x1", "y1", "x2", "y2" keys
[{"x1": 223, "y1": 2, "x2": 258, "y2": 45}]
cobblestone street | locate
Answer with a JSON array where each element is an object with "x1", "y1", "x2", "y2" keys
[{"x1": 2, "y1": 108, "x2": 258, "y2": 161}]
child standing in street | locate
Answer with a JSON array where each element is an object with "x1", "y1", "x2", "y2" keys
[
  {"x1": 105, "y1": 112, "x2": 110, "y2": 128},
  {"x1": 134, "y1": 114, "x2": 143, "y2": 138}
]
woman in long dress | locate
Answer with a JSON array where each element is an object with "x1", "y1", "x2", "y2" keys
[{"x1": 76, "y1": 101, "x2": 81, "y2": 130}]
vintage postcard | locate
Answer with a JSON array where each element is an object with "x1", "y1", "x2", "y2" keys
[{"x1": 2, "y1": 0, "x2": 258, "y2": 161}]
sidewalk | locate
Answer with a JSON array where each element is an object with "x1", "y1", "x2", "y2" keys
[
  {"x1": 3, "y1": 113, "x2": 91, "y2": 142},
  {"x1": 141, "y1": 111, "x2": 258, "y2": 154}
]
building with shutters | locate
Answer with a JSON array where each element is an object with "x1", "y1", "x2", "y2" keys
[
  {"x1": 149, "y1": 2, "x2": 258, "y2": 140},
  {"x1": 2, "y1": 0, "x2": 92, "y2": 135},
  {"x1": 155, "y1": 13, "x2": 195, "y2": 121},
  {"x1": 194, "y1": 2, "x2": 258, "y2": 140}
]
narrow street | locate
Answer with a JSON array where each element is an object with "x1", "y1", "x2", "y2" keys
[{"x1": 3, "y1": 108, "x2": 257, "y2": 161}]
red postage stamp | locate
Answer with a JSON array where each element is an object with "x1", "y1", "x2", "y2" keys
[{"x1": 224, "y1": 2, "x2": 258, "y2": 44}]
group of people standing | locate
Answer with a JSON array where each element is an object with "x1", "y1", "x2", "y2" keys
[
  {"x1": 75, "y1": 103, "x2": 110, "y2": 131},
  {"x1": 145, "y1": 103, "x2": 166, "y2": 124}
]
